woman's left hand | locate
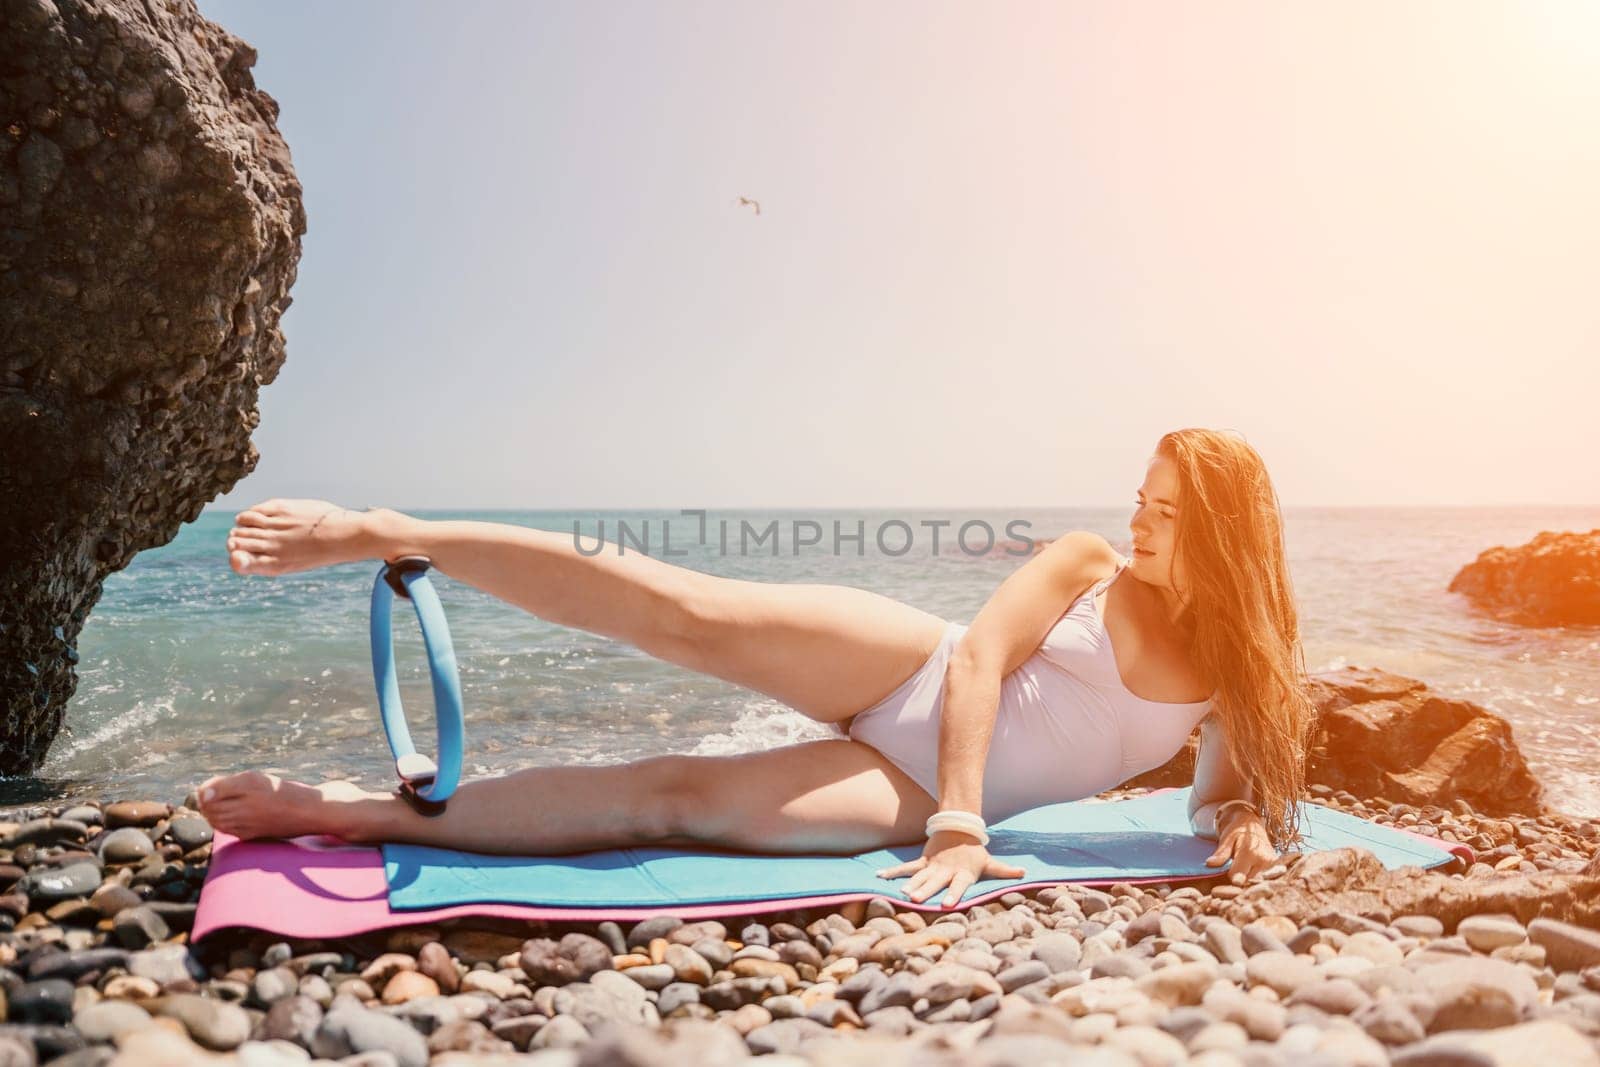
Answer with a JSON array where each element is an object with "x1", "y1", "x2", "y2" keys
[{"x1": 1205, "y1": 813, "x2": 1278, "y2": 884}]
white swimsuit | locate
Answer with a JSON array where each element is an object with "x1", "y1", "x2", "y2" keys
[{"x1": 840, "y1": 555, "x2": 1213, "y2": 822}]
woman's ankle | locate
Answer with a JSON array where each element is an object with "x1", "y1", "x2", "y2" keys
[{"x1": 315, "y1": 787, "x2": 395, "y2": 844}]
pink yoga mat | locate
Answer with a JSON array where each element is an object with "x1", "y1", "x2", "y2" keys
[
  {"x1": 192, "y1": 827, "x2": 1471, "y2": 942},
  {"x1": 193, "y1": 831, "x2": 1205, "y2": 940}
]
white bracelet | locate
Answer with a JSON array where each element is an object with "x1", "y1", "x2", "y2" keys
[
  {"x1": 926, "y1": 810, "x2": 989, "y2": 846},
  {"x1": 927, "y1": 809, "x2": 984, "y2": 833},
  {"x1": 1215, "y1": 799, "x2": 1258, "y2": 832}
]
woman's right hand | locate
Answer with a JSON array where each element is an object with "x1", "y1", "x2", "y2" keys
[{"x1": 876, "y1": 830, "x2": 1026, "y2": 908}]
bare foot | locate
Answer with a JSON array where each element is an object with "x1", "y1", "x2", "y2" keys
[
  {"x1": 197, "y1": 770, "x2": 379, "y2": 841},
  {"x1": 225, "y1": 498, "x2": 399, "y2": 577}
]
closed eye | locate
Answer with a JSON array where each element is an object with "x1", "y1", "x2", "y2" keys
[{"x1": 1136, "y1": 497, "x2": 1175, "y2": 519}]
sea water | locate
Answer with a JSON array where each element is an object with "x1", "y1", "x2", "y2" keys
[{"x1": 12, "y1": 506, "x2": 1600, "y2": 814}]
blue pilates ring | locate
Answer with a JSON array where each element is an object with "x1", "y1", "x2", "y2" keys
[{"x1": 370, "y1": 556, "x2": 464, "y2": 817}]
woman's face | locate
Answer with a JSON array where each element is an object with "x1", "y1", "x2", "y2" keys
[{"x1": 1128, "y1": 454, "x2": 1186, "y2": 593}]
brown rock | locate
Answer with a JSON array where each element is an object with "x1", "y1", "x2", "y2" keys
[
  {"x1": 1221, "y1": 847, "x2": 1600, "y2": 931},
  {"x1": 1136, "y1": 961, "x2": 1217, "y2": 1006},
  {"x1": 729, "y1": 958, "x2": 800, "y2": 986},
  {"x1": 1413, "y1": 957, "x2": 1538, "y2": 1032},
  {"x1": 773, "y1": 940, "x2": 823, "y2": 970},
  {"x1": 864, "y1": 928, "x2": 955, "y2": 965},
  {"x1": 1128, "y1": 666, "x2": 1543, "y2": 815},
  {"x1": 727, "y1": 1003, "x2": 773, "y2": 1036},
  {"x1": 1528, "y1": 918, "x2": 1600, "y2": 972},
  {"x1": 911, "y1": 962, "x2": 1002, "y2": 1003},
  {"x1": 380, "y1": 970, "x2": 440, "y2": 1005},
  {"x1": 105, "y1": 802, "x2": 172, "y2": 829},
  {"x1": 0, "y1": 0, "x2": 304, "y2": 773},
  {"x1": 416, "y1": 941, "x2": 459, "y2": 995},
  {"x1": 664, "y1": 920, "x2": 726, "y2": 946},
  {"x1": 358, "y1": 953, "x2": 416, "y2": 985},
  {"x1": 91, "y1": 883, "x2": 143, "y2": 918},
  {"x1": 663, "y1": 943, "x2": 713, "y2": 986},
  {"x1": 1448, "y1": 529, "x2": 1600, "y2": 627},
  {"x1": 45, "y1": 898, "x2": 101, "y2": 925},
  {"x1": 103, "y1": 975, "x2": 161, "y2": 1001},
  {"x1": 1308, "y1": 669, "x2": 1544, "y2": 815},
  {"x1": 519, "y1": 933, "x2": 613, "y2": 985}
]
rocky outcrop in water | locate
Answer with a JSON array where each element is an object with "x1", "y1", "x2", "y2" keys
[
  {"x1": 1127, "y1": 667, "x2": 1545, "y2": 815},
  {"x1": 1305, "y1": 667, "x2": 1545, "y2": 816},
  {"x1": 0, "y1": 0, "x2": 303, "y2": 772},
  {"x1": 1448, "y1": 528, "x2": 1600, "y2": 627}
]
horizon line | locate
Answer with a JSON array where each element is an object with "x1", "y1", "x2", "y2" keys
[{"x1": 201, "y1": 502, "x2": 1600, "y2": 513}]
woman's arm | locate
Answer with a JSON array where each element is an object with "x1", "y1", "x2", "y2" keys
[
  {"x1": 938, "y1": 532, "x2": 1122, "y2": 816},
  {"x1": 1189, "y1": 712, "x2": 1278, "y2": 881},
  {"x1": 880, "y1": 531, "x2": 1120, "y2": 906},
  {"x1": 1188, "y1": 713, "x2": 1253, "y2": 838}
]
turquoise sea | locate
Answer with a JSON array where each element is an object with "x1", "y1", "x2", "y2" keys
[{"x1": 13, "y1": 506, "x2": 1600, "y2": 814}]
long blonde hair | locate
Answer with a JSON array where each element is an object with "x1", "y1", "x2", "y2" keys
[{"x1": 1158, "y1": 428, "x2": 1313, "y2": 849}]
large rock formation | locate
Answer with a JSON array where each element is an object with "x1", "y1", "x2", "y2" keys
[
  {"x1": 1305, "y1": 666, "x2": 1545, "y2": 815},
  {"x1": 0, "y1": 0, "x2": 303, "y2": 772},
  {"x1": 1127, "y1": 666, "x2": 1545, "y2": 816},
  {"x1": 1448, "y1": 528, "x2": 1600, "y2": 627}
]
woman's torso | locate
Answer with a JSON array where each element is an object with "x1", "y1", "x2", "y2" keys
[{"x1": 955, "y1": 555, "x2": 1215, "y2": 816}]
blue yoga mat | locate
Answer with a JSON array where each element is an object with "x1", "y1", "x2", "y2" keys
[{"x1": 382, "y1": 788, "x2": 1458, "y2": 911}]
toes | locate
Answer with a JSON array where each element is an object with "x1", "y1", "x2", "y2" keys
[
  {"x1": 230, "y1": 551, "x2": 282, "y2": 576},
  {"x1": 227, "y1": 533, "x2": 274, "y2": 553},
  {"x1": 196, "y1": 771, "x2": 285, "y2": 838},
  {"x1": 239, "y1": 508, "x2": 296, "y2": 528},
  {"x1": 203, "y1": 771, "x2": 275, "y2": 803},
  {"x1": 236, "y1": 511, "x2": 297, "y2": 531}
]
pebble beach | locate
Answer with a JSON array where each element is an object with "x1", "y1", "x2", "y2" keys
[{"x1": 1, "y1": 784, "x2": 1598, "y2": 1066}]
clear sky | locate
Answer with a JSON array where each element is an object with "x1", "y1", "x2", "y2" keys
[{"x1": 199, "y1": 1, "x2": 1600, "y2": 510}]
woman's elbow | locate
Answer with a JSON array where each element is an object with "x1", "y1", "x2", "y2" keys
[{"x1": 946, "y1": 643, "x2": 1002, "y2": 683}]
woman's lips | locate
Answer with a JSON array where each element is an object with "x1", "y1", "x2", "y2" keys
[{"x1": 1133, "y1": 547, "x2": 1155, "y2": 558}]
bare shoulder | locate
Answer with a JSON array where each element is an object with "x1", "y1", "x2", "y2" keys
[
  {"x1": 959, "y1": 530, "x2": 1126, "y2": 676},
  {"x1": 1032, "y1": 531, "x2": 1123, "y2": 591}
]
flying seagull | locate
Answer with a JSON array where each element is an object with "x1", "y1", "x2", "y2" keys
[{"x1": 735, "y1": 196, "x2": 762, "y2": 216}]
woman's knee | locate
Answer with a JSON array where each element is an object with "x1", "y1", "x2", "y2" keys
[
  {"x1": 638, "y1": 742, "x2": 934, "y2": 853},
  {"x1": 642, "y1": 574, "x2": 740, "y2": 672},
  {"x1": 627, "y1": 753, "x2": 716, "y2": 842}
]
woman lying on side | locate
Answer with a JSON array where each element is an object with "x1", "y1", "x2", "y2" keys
[{"x1": 199, "y1": 427, "x2": 1310, "y2": 908}]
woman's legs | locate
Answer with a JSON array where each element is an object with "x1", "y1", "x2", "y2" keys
[
  {"x1": 200, "y1": 738, "x2": 938, "y2": 854},
  {"x1": 212, "y1": 499, "x2": 949, "y2": 851},
  {"x1": 226, "y1": 499, "x2": 950, "y2": 723}
]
